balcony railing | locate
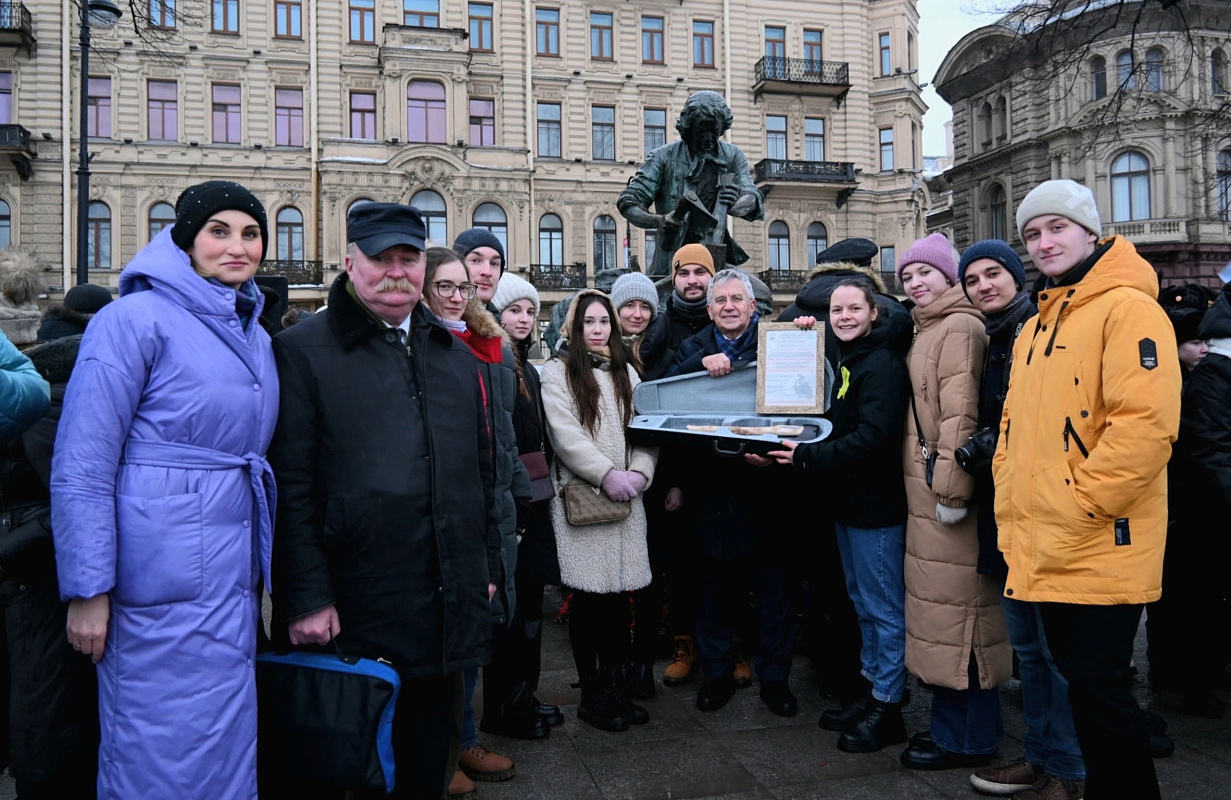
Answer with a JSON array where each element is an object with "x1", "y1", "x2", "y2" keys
[
  {"x1": 753, "y1": 57, "x2": 851, "y2": 102},
  {"x1": 529, "y1": 263, "x2": 588, "y2": 291},
  {"x1": 754, "y1": 158, "x2": 856, "y2": 184},
  {"x1": 0, "y1": 2, "x2": 34, "y2": 56},
  {"x1": 755, "y1": 269, "x2": 811, "y2": 296},
  {"x1": 1102, "y1": 219, "x2": 1188, "y2": 244},
  {"x1": 0, "y1": 123, "x2": 33, "y2": 153},
  {"x1": 259, "y1": 260, "x2": 324, "y2": 285}
]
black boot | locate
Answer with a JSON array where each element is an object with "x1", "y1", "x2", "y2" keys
[
  {"x1": 528, "y1": 692, "x2": 565, "y2": 727},
  {"x1": 836, "y1": 698, "x2": 907, "y2": 753},
  {"x1": 627, "y1": 662, "x2": 657, "y2": 700},
  {"x1": 819, "y1": 682, "x2": 871, "y2": 731},
  {"x1": 605, "y1": 667, "x2": 650, "y2": 725},
  {"x1": 576, "y1": 673, "x2": 629, "y2": 732},
  {"x1": 479, "y1": 682, "x2": 551, "y2": 740}
]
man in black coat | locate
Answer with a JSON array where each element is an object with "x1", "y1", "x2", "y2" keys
[
  {"x1": 638, "y1": 243, "x2": 717, "y2": 380},
  {"x1": 269, "y1": 203, "x2": 499, "y2": 800}
]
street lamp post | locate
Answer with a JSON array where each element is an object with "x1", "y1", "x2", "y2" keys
[{"x1": 75, "y1": 0, "x2": 121, "y2": 286}]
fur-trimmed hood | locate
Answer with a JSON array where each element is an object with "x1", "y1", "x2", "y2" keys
[
  {"x1": 0, "y1": 246, "x2": 44, "y2": 310},
  {"x1": 24, "y1": 334, "x2": 83, "y2": 385},
  {"x1": 460, "y1": 297, "x2": 512, "y2": 345}
]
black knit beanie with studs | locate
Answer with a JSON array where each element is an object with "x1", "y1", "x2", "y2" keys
[{"x1": 171, "y1": 181, "x2": 269, "y2": 260}]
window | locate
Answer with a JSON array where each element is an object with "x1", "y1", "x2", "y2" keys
[
  {"x1": 349, "y1": 91, "x2": 376, "y2": 139},
  {"x1": 1111, "y1": 151, "x2": 1150, "y2": 222},
  {"x1": 148, "y1": 202, "x2": 175, "y2": 240},
  {"x1": 469, "y1": 99, "x2": 495, "y2": 146},
  {"x1": 347, "y1": 198, "x2": 373, "y2": 219},
  {"x1": 349, "y1": 0, "x2": 375, "y2": 44},
  {"x1": 1116, "y1": 50, "x2": 1135, "y2": 89},
  {"x1": 87, "y1": 201, "x2": 111, "y2": 271},
  {"x1": 150, "y1": 0, "x2": 175, "y2": 29},
  {"x1": 590, "y1": 12, "x2": 613, "y2": 60},
  {"x1": 0, "y1": 73, "x2": 10, "y2": 125},
  {"x1": 644, "y1": 108, "x2": 667, "y2": 156},
  {"x1": 642, "y1": 16, "x2": 664, "y2": 64},
  {"x1": 879, "y1": 246, "x2": 895, "y2": 278},
  {"x1": 407, "y1": 81, "x2": 446, "y2": 143},
  {"x1": 764, "y1": 26, "x2": 786, "y2": 79},
  {"x1": 645, "y1": 230, "x2": 657, "y2": 270},
  {"x1": 0, "y1": 200, "x2": 10, "y2": 248},
  {"x1": 1217, "y1": 150, "x2": 1231, "y2": 221},
  {"x1": 469, "y1": 3, "x2": 493, "y2": 51},
  {"x1": 693, "y1": 21, "x2": 714, "y2": 67},
  {"x1": 404, "y1": 0, "x2": 438, "y2": 27},
  {"x1": 768, "y1": 221, "x2": 790, "y2": 271},
  {"x1": 536, "y1": 8, "x2": 559, "y2": 56},
  {"x1": 276, "y1": 207, "x2": 304, "y2": 261},
  {"x1": 1091, "y1": 56, "x2": 1107, "y2": 99},
  {"x1": 275, "y1": 88, "x2": 304, "y2": 147},
  {"x1": 804, "y1": 29, "x2": 823, "y2": 68},
  {"x1": 537, "y1": 102, "x2": 561, "y2": 157},
  {"x1": 911, "y1": 121, "x2": 918, "y2": 168},
  {"x1": 148, "y1": 80, "x2": 177, "y2": 140},
  {"x1": 879, "y1": 32, "x2": 891, "y2": 76},
  {"x1": 411, "y1": 190, "x2": 448, "y2": 244},
  {"x1": 1213, "y1": 49, "x2": 1228, "y2": 95},
  {"x1": 879, "y1": 128, "x2": 894, "y2": 171},
  {"x1": 979, "y1": 102, "x2": 993, "y2": 145},
  {"x1": 275, "y1": 0, "x2": 302, "y2": 37},
  {"x1": 806, "y1": 222, "x2": 828, "y2": 265},
  {"x1": 212, "y1": 0, "x2": 238, "y2": 33},
  {"x1": 1145, "y1": 48, "x2": 1164, "y2": 91},
  {"x1": 988, "y1": 184, "x2": 1007, "y2": 241},
  {"x1": 87, "y1": 77, "x2": 110, "y2": 138},
  {"x1": 473, "y1": 203, "x2": 508, "y2": 253},
  {"x1": 765, "y1": 115, "x2": 787, "y2": 161},
  {"x1": 539, "y1": 213, "x2": 563, "y2": 266},
  {"x1": 593, "y1": 215, "x2": 617, "y2": 272},
  {"x1": 993, "y1": 97, "x2": 1006, "y2": 139},
  {"x1": 805, "y1": 118, "x2": 824, "y2": 161},
  {"x1": 907, "y1": 30, "x2": 915, "y2": 70},
  {"x1": 212, "y1": 84, "x2": 242, "y2": 143},
  {"x1": 592, "y1": 105, "x2": 615, "y2": 161}
]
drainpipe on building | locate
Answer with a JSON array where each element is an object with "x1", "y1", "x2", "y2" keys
[
  {"x1": 309, "y1": 0, "x2": 320, "y2": 262},
  {"x1": 61, "y1": 0, "x2": 72, "y2": 291},
  {"x1": 723, "y1": 0, "x2": 733, "y2": 242},
  {"x1": 525, "y1": 0, "x2": 534, "y2": 271}
]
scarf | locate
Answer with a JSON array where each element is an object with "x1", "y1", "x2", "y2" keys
[
  {"x1": 714, "y1": 312, "x2": 759, "y2": 360},
  {"x1": 440, "y1": 317, "x2": 468, "y2": 333},
  {"x1": 984, "y1": 291, "x2": 1035, "y2": 339},
  {"x1": 669, "y1": 292, "x2": 709, "y2": 319}
]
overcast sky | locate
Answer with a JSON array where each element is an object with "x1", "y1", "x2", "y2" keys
[{"x1": 918, "y1": 0, "x2": 1006, "y2": 156}]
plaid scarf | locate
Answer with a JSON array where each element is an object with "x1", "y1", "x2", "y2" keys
[{"x1": 714, "y1": 312, "x2": 759, "y2": 360}]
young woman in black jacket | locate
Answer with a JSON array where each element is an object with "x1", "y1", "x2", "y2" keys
[{"x1": 763, "y1": 275, "x2": 913, "y2": 753}]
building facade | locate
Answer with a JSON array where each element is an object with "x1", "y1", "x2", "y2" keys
[
  {"x1": 0, "y1": 0, "x2": 926, "y2": 307},
  {"x1": 933, "y1": 1, "x2": 1231, "y2": 287}
]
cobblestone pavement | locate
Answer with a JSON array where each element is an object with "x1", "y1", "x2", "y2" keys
[{"x1": 5, "y1": 600, "x2": 1229, "y2": 799}]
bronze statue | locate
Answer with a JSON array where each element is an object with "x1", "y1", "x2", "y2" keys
[{"x1": 617, "y1": 91, "x2": 765, "y2": 277}]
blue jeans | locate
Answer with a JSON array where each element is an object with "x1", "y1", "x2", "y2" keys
[
  {"x1": 1003, "y1": 595, "x2": 1086, "y2": 780},
  {"x1": 461, "y1": 667, "x2": 479, "y2": 750},
  {"x1": 929, "y1": 651, "x2": 1004, "y2": 755},
  {"x1": 834, "y1": 522, "x2": 907, "y2": 703}
]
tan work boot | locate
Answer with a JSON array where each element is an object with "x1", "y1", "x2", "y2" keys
[
  {"x1": 733, "y1": 652, "x2": 753, "y2": 687},
  {"x1": 448, "y1": 769, "x2": 478, "y2": 799},
  {"x1": 663, "y1": 636, "x2": 696, "y2": 685},
  {"x1": 459, "y1": 744, "x2": 516, "y2": 782}
]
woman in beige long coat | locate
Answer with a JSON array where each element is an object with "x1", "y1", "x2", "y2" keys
[{"x1": 895, "y1": 234, "x2": 1011, "y2": 772}]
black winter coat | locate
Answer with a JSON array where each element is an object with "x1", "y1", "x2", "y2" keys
[
  {"x1": 270, "y1": 276, "x2": 499, "y2": 677},
  {"x1": 638, "y1": 293, "x2": 713, "y2": 380},
  {"x1": 793, "y1": 313, "x2": 913, "y2": 529},
  {"x1": 510, "y1": 339, "x2": 561, "y2": 584},
  {"x1": 1172, "y1": 284, "x2": 1231, "y2": 519}
]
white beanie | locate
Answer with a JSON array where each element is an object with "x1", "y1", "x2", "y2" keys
[
  {"x1": 1016, "y1": 179, "x2": 1102, "y2": 240},
  {"x1": 489, "y1": 271, "x2": 540, "y2": 316}
]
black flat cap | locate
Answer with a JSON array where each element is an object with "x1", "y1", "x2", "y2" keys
[
  {"x1": 814, "y1": 237, "x2": 879, "y2": 268},
  {"x1": 347, "y1": 203, "x2": 427, "y2": 256}
]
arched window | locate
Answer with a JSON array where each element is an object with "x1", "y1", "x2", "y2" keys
[
  {"x1": 993, "y1": 96, "x2": 1007, "y2": 139},
  {"x1": 472, "y1": 202, "x2": 508, "y2": 254},
  {"x1": 1091, "y1": 55, "x2": 1107, "y2": 100},
  {"x1": 768, "y1": 220, "x2": 790, "y2": 271},
  {"x1": 1144, "y1": 47, "x2": 1164, "y2": 91},
  {"x1": 411, "y1": 189, "x2": 447, "y2": 244},
  {"x1": 1213, "y1": 49, "x2": 1228, "y2": 95},
  {"x1": 1116, "y1": 50, "x2": 1135, "y2": 90},
  {"x1": 148, "y1": 202, "x2": 175, "y2": 241},
  {"x1": 407, "y1": 80, "x2": 446, "y2": 143},
  {"x1": 0, "y1": 199, "x2": 11, "y2": 248},
  {"x1": 988, "y1": 184, "x2": 1007, "y2": 241},
  {"x1": 1110, "y1": 151, "x2": 1150, "y2": 222},
  {"x1": 592, "y1": 214, "x2": 617, "y2": 272},
  {"x1": 1217, "y1": 149, "x2": 1231, "y2": 221},
  {"x1": 347, "y1": 198, "x2": 374, "y2": 221},
  {"x1": 276, "y1": 207, "x2": 304, "y2": 261},
  {"x1": 87, "y1": 201, "x2": 111, "y2": 270},
  {"x1": 979, "y1": 102, "x2": 993, "y2": 145},
  {"x1": 538, "y1": 213, "x2": 563, "y2": 266},
  {"x1": 806, "y1": 222, "x2": 828, "y2": 266}
]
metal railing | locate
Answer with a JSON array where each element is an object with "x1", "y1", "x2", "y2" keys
[
  {"x1": 529, "y1": 263, "x2": 588, "y2": 291},
  {"x1": 0, "y1": 123, "x2": 32, "y2": 152},
  {"x1": 755, "y1": 269, "x2": 810, "y2": 295},
  {"x1": 258, "y1": 260, "x2": 324, "y2": 285},
  {"x1": 755, "y1": 57, "x2": 850, "y2": 87},
  {"x1": 754, "y1": 158, "x2": 856, "y2": 184},
  {"x1": 0, "y1": 2, "x2": 31, "y2": 35}
]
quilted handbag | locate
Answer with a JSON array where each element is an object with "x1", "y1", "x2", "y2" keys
[{"x1": 561, "y1": 477, "x2": 631, "y2": 526}]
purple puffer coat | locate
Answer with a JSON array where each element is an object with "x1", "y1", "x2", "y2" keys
[{"x1": 50, "y1": 228, "x2": 278, "y2": 800}]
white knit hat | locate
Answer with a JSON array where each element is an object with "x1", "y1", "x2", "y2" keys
[
  {"x1": 489, "y1": 271, "x2": 540, "y2": 316},
  {"x1": 1016, "y1": 179, "x2": 1102, "y2": 240}
]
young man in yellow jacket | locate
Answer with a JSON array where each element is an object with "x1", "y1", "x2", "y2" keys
[{"x1": 993, "y1": 180, "x2": 1180, "y2": 800}]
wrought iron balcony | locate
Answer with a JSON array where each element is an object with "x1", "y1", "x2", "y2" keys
[
  {"x1": 754, "y1": 159, "x2": 856, "y2": 184},
  {"x1": 259, "y1": 260, "x2": 324, "y2": 285},
  {"x1": 0, "y1": 123, "x2": 33, "y2": 153},
  {"x1": 753, "y1": 57, "x2": 851, "y2": 102},
  {"x1": 0, "y1": 2, "x2": 34, "y2": 56},
  {"x1": 529, "y1": 263, "x2": 588, "y2": 291},
  {"x1": 755, "y1": 269, "x2": 810, "y2": 295}
]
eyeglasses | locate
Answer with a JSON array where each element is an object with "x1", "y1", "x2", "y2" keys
[{"x1": 432, "y1": 280, "x2": 478, "y2": 299}]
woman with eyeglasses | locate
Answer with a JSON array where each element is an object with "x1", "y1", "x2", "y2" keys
[{"x1": 422, "y1": 247, "x2": 534, "y2": 796}]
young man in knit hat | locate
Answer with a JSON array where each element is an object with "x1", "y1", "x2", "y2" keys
[
  {"x1": 637, "y1": 243, "x2": 715, "y2": 381},
  {"x1": 993, "y1": 179, "x2": 1180, "y2": 800},
  {"x1": 453, "y1": 228, "x2": 506, "y2": 308}
]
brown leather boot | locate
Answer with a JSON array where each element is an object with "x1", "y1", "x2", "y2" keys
[
  {"x1": 733, "y1": 652, "x2": 753, "y2": 688},
  {"x1": 459, "y1": 744, "x2": 516, "y2": 782},
  {"x1": 662, "y1": 636, "x2": 696, "y2": 685},
  {"x1": 448, "y1": 769, "x2": 478, "y2": 800}
]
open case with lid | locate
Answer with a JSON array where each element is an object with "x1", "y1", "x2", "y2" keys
[{"x1": 630, "y1": 362, "x2": 832, "y2": 457}]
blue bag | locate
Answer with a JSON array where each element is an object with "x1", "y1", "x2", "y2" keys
[{"x1": 257, "y1": 648, "x2": 401, "y2": 793}]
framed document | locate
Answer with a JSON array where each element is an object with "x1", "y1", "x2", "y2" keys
[{"x1": 755, "y1": 322, "x2": 826, "y2": 415}]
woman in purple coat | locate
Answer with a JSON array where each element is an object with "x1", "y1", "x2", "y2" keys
[{"x1": 50, "y1": 181, "x2": 278, "y2": 800}]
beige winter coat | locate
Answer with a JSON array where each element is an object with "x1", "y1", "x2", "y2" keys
[
  {"x1": 540, "y1": 353, "x2": 657, "y2": 594},
  {"x1": 902, "y1": 284, "x2": 1010, "y2": 691}
]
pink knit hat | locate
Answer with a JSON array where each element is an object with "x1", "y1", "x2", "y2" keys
[{"x1": 897, "y1": 233, "x2": 959, "y2": 286}]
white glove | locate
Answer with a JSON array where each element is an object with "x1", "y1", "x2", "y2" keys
[{"x1": 936, "y1": 503, "x2": 968, "y2": 526}]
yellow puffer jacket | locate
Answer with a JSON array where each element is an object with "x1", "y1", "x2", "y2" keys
[{"x1": 993, "y1": 237, "x2": 1181, "y2": 604}]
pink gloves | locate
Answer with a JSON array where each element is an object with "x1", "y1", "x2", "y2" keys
[{"x1": 601, "y1": 470, "x2": 647, "y2": 502}]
